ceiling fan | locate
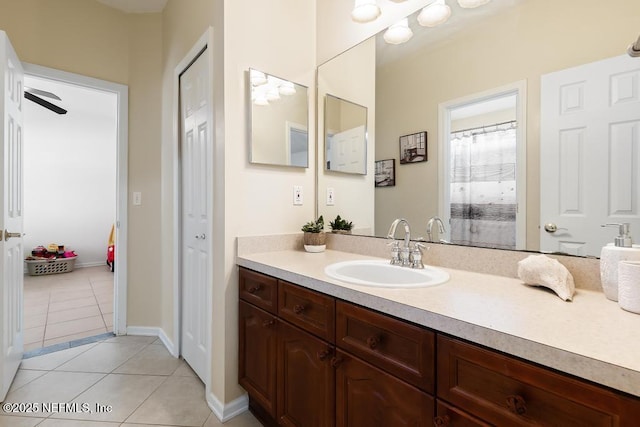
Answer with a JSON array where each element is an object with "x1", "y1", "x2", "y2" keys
[{"x1": 24, "y1": 86, "x2": 67, "y2": 115}]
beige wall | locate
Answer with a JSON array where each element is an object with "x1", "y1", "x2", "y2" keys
[
  {"x1": 0, "y1": 0, "x2": 164, "y2": 327},
  {"x1": 375, "y1": 0, "x2": 640, "y2": 250},
  {"x1": 160, "y1": 0, "x2": 316, "y2": 406}
]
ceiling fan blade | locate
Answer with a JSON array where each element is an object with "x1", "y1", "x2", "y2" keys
[
  {"x1": 24, "y1": 92, "x2": 67, "y2": 115},
  {"x1": 25, "y1": 86, "x2": 62, "y2": 101}
]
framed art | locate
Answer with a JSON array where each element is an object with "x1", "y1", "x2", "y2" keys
[
  {"x1": 375, "y1": 159, "x2": 395, "y2": 187},
  {"x1": 399, "y1": 131, "x2": 427, "y2": 164}
]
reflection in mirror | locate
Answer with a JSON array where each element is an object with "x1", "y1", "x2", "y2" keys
[
  {"x1": 248, "y1": 69, "x2": 309, "y2": 167},
  {"x1": 316, "y1": 0, "x2": 640, "y2": 257},
  {"x1": 324, "y1": 94, "x2": 368, "y2": 175}
]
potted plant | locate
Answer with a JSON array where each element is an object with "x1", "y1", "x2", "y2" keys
[
  {"x1": 301, "y1": 215, "x2": 326, "y2": 252},
  {"x1": 329, "y1": 215, "x2": 353, "y2": 234}
]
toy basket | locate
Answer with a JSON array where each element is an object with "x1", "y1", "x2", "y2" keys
[{"x1": 25, "y1": 257, "x2": 77, "y2": 276}]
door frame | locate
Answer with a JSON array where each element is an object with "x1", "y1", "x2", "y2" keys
[
  {"x1": 172, "y1": 27, "x2": 214, "y2": 386},
  {"x1": 23, "y1": 63, "x2": 129, "y2": 334},
  {"x1": 438, "y1": 80, "x2": 527, "y2": 249}
]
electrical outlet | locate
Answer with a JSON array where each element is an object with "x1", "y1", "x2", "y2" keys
[
  {"x1": 293, "y1": 186, "x2": 303, "y2": 205},
  {"x1": 133, "y1": 191, "x2": 142, "y2": 206},
  {"x1": 326, "y1": 187, "x2": 335, "y2": 206}
]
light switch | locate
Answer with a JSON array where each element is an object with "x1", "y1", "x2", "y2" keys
[
  {"x1": 326, "y1": 187, "x2": 335, "y2": 206},
  {"x1": 293, "y1": 186, "x2": 303, "y2": 205},
  {"x1": 133, "y1": 192, "x2": 142, "y2": 206}
]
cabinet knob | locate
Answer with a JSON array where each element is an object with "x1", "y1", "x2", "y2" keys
[
  {"x1": 317, "y1": 348, "x2": 332, "y2": 361},
  {"x1": 366, "y1": 335, "x2": 381, "y2": 350},
  {"x1": 433, "y1": 415, "x2": 450, "y2": 426},
  {"x1": 330, "y1": 356, "x2": 343, "y2": 368},
  {"x1": 506, "y1": 395, "x2": 527, "y2": 415},
  {"x1": 248, "y1": 284, "x2": 262, "y2": 294},
  {"x1": 262, "y1": 319, "x2": 275, "y2": 328},
  {"x1": 293, "y1": 304, "x2": 306, "y2": 315}
]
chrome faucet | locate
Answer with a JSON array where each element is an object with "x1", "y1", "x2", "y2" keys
[
  {"x1": 426, "y1": 217, "x2": 446, "y2": 243},
  {"x1": 387, "y1": 218, "x2": 412, "y2": 266}
]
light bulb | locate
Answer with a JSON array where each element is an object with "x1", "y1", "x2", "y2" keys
[
  {"x1": 351, "y1": 0, "x2": 381, "y2": 23},
  {"x1": 383, "y1": 18, "x2": 413, "y2": 45},
  {"x1": 457, "y1": 0, "x2": 490, "y2": 8},
  {"x1": 417, "y1": 0, "x2": 451, "y2": 27}
]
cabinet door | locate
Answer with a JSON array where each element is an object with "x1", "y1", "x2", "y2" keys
[
  {"x1": 435, "y1": 400, "x2": 492, "y2": 427},
  {"x1": 278, "y1": 321, "x2": 335, "y2": 427},
  {"x1": 335, "y1": 350, "x2": 434, "y2": 427},
  {"x1": 239, "y1": 301, "x2": 278, "y2": 418}
]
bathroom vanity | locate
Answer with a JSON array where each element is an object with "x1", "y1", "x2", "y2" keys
[{"x1": 237, "y1": 246, "x2": 640, "y2": 426}]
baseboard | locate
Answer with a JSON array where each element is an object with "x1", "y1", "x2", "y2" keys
[
  {"x1": 125, "y1": 326, "x2": 177, "y2": 357},
  {"x1": 76, "y1": 261, "x2": 109, "y2": 269},
  {"x1": 206, "y1": 391, "x2": 249, "y2": 423}
]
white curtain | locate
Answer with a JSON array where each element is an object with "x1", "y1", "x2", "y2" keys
[{"x1": 450, "y1": 122, "x2": 517, "y2": 249}]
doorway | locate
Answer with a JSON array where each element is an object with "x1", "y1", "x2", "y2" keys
[
  {"x1": 22, "y1": 64, "x2": 128, "y2": 350},
  {"x1": 438, "y1": 81, "x2": 527, "y2": 249}
]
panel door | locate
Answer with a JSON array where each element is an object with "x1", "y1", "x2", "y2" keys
[
  {"x1": 541, "y1": 54, "x2": 640, "y2": 256},
  {"x1": 180, "y1": 48, "x2": 211, "y2": 382},
  {"x1": 0, "y1": 30, "x2": 24, "y2": 401}
]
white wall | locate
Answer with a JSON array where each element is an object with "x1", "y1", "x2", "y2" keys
[{"x1": 23, "y1": 78, "x2": 117, "y2": 267}]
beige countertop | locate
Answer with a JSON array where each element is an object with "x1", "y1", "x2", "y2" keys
[{"x1": 237, "y1": 248, "x2": 640, "y2": 398}]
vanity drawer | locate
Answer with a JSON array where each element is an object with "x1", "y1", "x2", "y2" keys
[
  {"x1": 239, "y1": 268, "x2": 278, "y2": 314},
  {"x1": 437, "y1": 335, "x2": 640, "y2": 426},
  {"x1": 435, "y1": 400, "x2": 491, "y2": 427},
  {"x1": 278, "y1": 281, "x2": 335, "y2": 342},
  {"x1": 336, "y1": 300, "x2": 435, "y2": 393}
]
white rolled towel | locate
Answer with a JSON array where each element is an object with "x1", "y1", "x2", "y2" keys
[{"x1": 618, "y1": 261, "x2": 640, "y2": 314}]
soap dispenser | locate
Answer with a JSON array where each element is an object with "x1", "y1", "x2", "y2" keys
[{"x1": 600, "y1": 223, "x2": 640, "y2": 301}]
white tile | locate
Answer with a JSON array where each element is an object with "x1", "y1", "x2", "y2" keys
[
  {"x1": 8, "y1": 370, "x2": 47, "y2": 393},
  {"x1": 125, "y1": 376, "x2": 211, "y2": 426},
  {"x1": 204, "y1": 411, "x2": 262, "y2": 427},
  {"x1": 0, "y1": 415, "x2": 44, "y2": 426},
  {"x1": 49, "y1": 374, "x2": 166, "y2": 422},
  {"x1": 3, "y1": 371, "x2": 105, "y2": 417},
  {"x1": 20, "y1": 343, "x2": 97, "y2": 371},
  {"x1": 55, "y1": 342, "x2": 146, "y2": 373},
  {"x1": 114, "y1": 345, "x2": 181, "y2": 376},
  {"x1": 38, "y1": 420, "x2": 120, "y2": 426}
]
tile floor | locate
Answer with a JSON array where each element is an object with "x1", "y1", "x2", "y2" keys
[
  {"x1": 0, "y1": 335, "x2": 262, "y2": 427},
  {"x1": 24, "y1": 266, "x2": 115, "y2": 351}
]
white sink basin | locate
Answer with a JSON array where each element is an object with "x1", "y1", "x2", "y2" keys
[{"x1": 324, "y1": 260, "x2": 449, "y2": 288}]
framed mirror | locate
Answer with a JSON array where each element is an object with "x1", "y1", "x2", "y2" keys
[
  {"x1": 248, "y1": 68, "x2": 309, "y2": 167},
  {"x1": 324, "y1": 94, "x2": 368, "y2": 174}
]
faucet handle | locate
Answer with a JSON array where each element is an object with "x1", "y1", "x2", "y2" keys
[
  {"x1": 410, "y1": 242, "x2": 427, "y2": 269},
  {"x1": 387, "y1": 241, "x2": 401, "y2": 265}
]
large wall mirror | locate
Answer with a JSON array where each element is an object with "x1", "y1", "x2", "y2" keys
[
  {"x1": 249, "y1": 68, "x2": 309, "y2": 167},
  {"x1": 316, "y1": 0, "x2": 640, "y2": 257}
]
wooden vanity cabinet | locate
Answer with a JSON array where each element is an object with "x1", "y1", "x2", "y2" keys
[{"x1": 437, "y1": 335, "x2": 640, "y2": 426}]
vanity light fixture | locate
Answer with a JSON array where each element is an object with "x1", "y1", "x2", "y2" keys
[
  {"x1": 279, "y1": 81, "x2": 296, "y2": 96},
  {"x1": 351, "y1": 0, "x2": 381, "y2": 23},
  {"x1": 250, "y1": 69, "x2": 267, "y2": 86},
  {"x1": 457, "y1": 0, "x2": 491, "y2": 8},
  {"x1": 384, "y1": 18, "x2": 413, "y2": 44},
  {"x1": 417, "y1": 0, "x2": 451, "y2": 27}
]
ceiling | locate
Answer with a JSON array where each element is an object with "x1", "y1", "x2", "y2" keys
[{"x1": 96, "y1": 0, "x2": 168, "y2": 14}]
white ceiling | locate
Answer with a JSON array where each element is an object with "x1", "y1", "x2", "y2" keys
[{"x1": 96, "y1": 0, "x2": 168, "y2": 14}]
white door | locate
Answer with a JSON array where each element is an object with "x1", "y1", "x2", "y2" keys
[
  {"x1": 180, "y1": 50, "x2": 210, "y2": 382},
  {"x1": 541, "y1": 55, "x2": 640, "y2": 256},
  {"x1": 0, "y1": 31, "x2": 24, "y2": 401}
]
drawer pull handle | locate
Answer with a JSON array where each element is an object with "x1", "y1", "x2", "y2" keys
[
  {"x1": 366, "y1": 335, "x2": 380, "y2": 350},
  {"x1": 433, "y1": 415, "x2": 450, "y2": 426},
  {"x1": 248, "y1": 284, "x2": 262, "y2": 294},
  {"x1": 317, "y1": 348, "x2": 332, "y2": 361},
  {"x1": 330, "y1": 356, "x2": 343, "y2": 368},
  {"x1": 262, "y1": 319, "x2": 275, "y2": 328},
  {"x1": 293, "y1": 304, "x2": 306, "y2": 315},
  {"x1": 506, "y1": 395, "x2": 527, "y2": 415}
]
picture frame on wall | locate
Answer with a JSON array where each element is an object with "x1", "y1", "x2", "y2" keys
[
  {"x1": 375, "y1": 159, "x2": 395, "y2": 187},
  {"x1": 399, "y1": 131, "x2": 427, "y2": 164}
]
